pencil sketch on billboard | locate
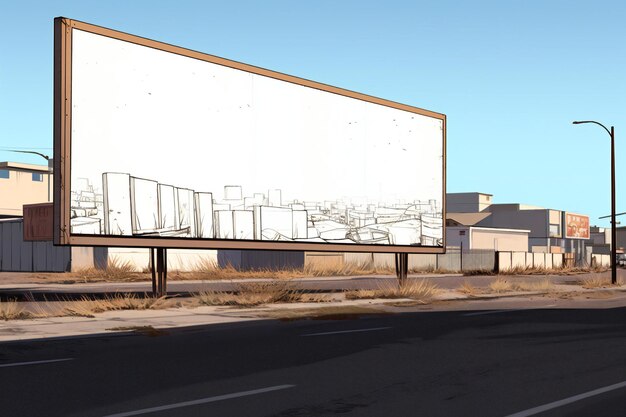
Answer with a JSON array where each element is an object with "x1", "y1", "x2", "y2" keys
[{"x1": 56, "y1": 18, "x2": 446, "y2": 252}]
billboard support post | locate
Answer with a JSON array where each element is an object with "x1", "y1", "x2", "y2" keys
[
  {"x1": 150, "y1": 248, "x2": 168, "y2": 297},
  {"x1": 150, "y1": 248, "x2": 157, "y2": 295},
  {"x1": 459, "y1": 241, "x2": 463, "y2": 272},
  {"x1": 395, "y1": 253, "x2": 408, "y2": 285}
]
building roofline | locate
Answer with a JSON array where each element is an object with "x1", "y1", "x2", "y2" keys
[
  {"x1": 0, "y1": 161, "x2": 51, "y2": 172},
  {"x1": 446, "y1": 191, "x2": 493, "y2": 196},
  {"x1": 447, "y1": 225, "x2": 531, "y2": 233}
]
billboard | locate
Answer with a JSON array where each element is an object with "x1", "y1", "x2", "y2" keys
[
  {"x1": 564, "y1": 213, "x2": 590, "y2": 239},
  {"x1": 54, "y1": 18, "x2": 446, "y2": 253}
]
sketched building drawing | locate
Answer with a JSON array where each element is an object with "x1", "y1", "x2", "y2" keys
[{"x1": 70, "y1": 173, "x2": 443, "y2": 247}]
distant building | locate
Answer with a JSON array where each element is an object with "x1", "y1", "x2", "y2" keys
[
  {"x1": 446, "y1": 226, "x2": 529, "y2": 252},
  {"x1": 589, "y1": 226, "x2": 611, "y2": 255},
  {"x1": 0, "y1": 161, "x2": 52, "y2": 218},
  {"x1": 616, "y1": 226, "x2": 626, "y2": 253},
  {"x1": 446, "y1": 192, "x2": 589, "y2": 261},
  {"x1": 446, "y1": 192, "x2": 492, "y2": 213}
]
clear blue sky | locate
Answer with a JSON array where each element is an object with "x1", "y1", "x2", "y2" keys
[{"x1": 1, "y1": 0, "x2": 624, "y2": 227}]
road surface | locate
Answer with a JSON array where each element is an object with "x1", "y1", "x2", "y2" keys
[{"x1": 1, "y1": 306, "x2": 626, "y2": 416}]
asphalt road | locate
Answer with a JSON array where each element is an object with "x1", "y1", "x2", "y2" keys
[{"x1": 2, "y1": 307, "x2": 626, "y2": 416}]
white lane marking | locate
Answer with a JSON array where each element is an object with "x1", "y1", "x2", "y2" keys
[
  {"x1": 0, "y1": 358, "x2": 74, "y2": 368},
  {"x1": 463, "y1": 309, "x2": 527, "y2": 316},
  {"x1": 302, "y1": 327, "x2": 391, "y2": 337},
  {"x1": 104, "y1": 384, "x2": 295, "y2": 417},
  {"x1": 504, "y1": 380, "x2": 626, "y2": 417}
]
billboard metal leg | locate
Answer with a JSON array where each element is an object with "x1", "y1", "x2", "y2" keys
[
  {"x1": 153, "y1": 248, "x2": 168, "y2": 298},
  {"x1": 395, "y1": 253, "x2": 408, "y2": 285},
  {"x1": 150, "y1": 248, "x2": 157, "y2": 296},
  {"x1": 163, "y1": 248, "x2": 167, "y2": 294}
]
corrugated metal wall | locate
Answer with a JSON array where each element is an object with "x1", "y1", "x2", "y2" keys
[
  {"x1": 0, "y1": 219, "x2": 71, "y2": 272},
  {"x1": 217, "y1": 250, "x2": 305, "y2": 270}
]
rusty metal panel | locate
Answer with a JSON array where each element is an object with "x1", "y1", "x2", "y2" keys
[{"x1": 23, "y1": 203, "x2": 54, "y2": 241}]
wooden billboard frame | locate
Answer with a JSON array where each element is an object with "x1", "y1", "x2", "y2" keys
[{"x1": 53, "y1": 17, "x2": 446, "y2": 253}]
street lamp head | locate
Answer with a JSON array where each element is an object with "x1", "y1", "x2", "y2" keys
[{"x1": 571, "y1": 120, "x2": 612, "y2": 136}]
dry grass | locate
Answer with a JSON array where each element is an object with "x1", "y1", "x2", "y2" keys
[
  {"x1": 411, "y1": 265, "x2": 459, "y2": 274},
  {"x1": 0, "y1": 300, "x2": 32, "y2": 320},
  {"x1": 345, "y1": 279, "x2": 438, "y2": 303},
  {"x1": 305, "y1": 262, "x2": 395, "y2": 277},
  {"x1": 514, "y1": 279, "x2": 554, "y2": 292},
  {"x1": 457, "y1": 281, "x2": 479, "y2": 295},
  {"x1": 488, "y1": 277, "x2": 555, "y2": 293},
  {"x1": 463, "y1": 269, "x2": 496, "y2": 276},
  {"x1": 581, "y1": 275, "x2": 624, "y2": 289},
  {"x1": 178, "y1": 259, "x2": 397, "y2": 281},
  {"x1": 499, "y1": 266, "x2": 549, "y2": 275},
  {"x1": 195, "y1": 281, "x2": 330, "y2": 308},
  {"x1": 489, "y1": 278, "x2": 513, "y2": 293},
  {"x1": 62, "y1": 294, "x2": 169, "y2": 317},
  {"x1": 459, "y1": 278, "x2": 554, "y2": 295},
  {"x1": 70, "y1": 257, "x2": 144, "y2": 282}
]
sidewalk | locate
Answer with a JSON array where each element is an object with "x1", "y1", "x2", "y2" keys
[
  {"x1": 3, "y1": 285, "x2": 626, "y2": 343},
  {"x1": 2, "y1": 270, "x2": 621, "y2": 299}
]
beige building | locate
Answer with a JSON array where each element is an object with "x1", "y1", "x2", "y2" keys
[
  {"x1": 446, "y1": 226, "x2": 530, "y2": 252},
  {"x1": 0, "y1": 161, "x2": 52, "y2": 218}
]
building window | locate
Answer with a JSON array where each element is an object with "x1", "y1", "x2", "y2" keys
[
  {"x1": 0, "y1": 169, "x2": 9, "y2": 179},
  {"x1": 549, "y1": 224, "x2": 560, "y2": 237},
  {"x1": 32, "y1": 172, "x2": 43, "y2": 182}
]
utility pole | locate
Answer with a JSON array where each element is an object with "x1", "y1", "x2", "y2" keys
[{"x1": 573, "y1": 121, "x2": 617, "y2": 284}]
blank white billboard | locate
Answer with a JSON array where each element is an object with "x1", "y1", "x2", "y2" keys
[{"x1": 55, "y1": 18, "x2": 446, "y2": 252}]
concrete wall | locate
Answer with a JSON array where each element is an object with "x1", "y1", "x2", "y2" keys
[
  {"x1": 587, "y1": 253, "x2": 611, "y2": 268},
  {"x1": 93, "y1": 248, "x2": 218, "y2": 272},
  {"x1": 497, "y1": 251, "x2": 564, "y2": 272},
  {"x1": 0, "y1": 219, "x2": 70, "y2": 272},
  {"x1": 341, "y1": 250, "x2": 492, "y2": 272},
  {"x1": 409, "y1": 254, "x2": 438, "y2": 270},
  {"x1": 70, "y1": 247, "x2": 108, "y2": 270}
]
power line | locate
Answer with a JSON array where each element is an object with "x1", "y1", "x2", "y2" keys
[{"x1": 598, "y1": 212, "x2": 626, "y2": 219}]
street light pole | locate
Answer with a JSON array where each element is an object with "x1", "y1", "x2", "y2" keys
[
  {"x1": 573, "y1": 121, "x2": 617, "y2": 284},
  {"x1": 611, "y1": 125, "x2": 616, "y2": 284}
]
